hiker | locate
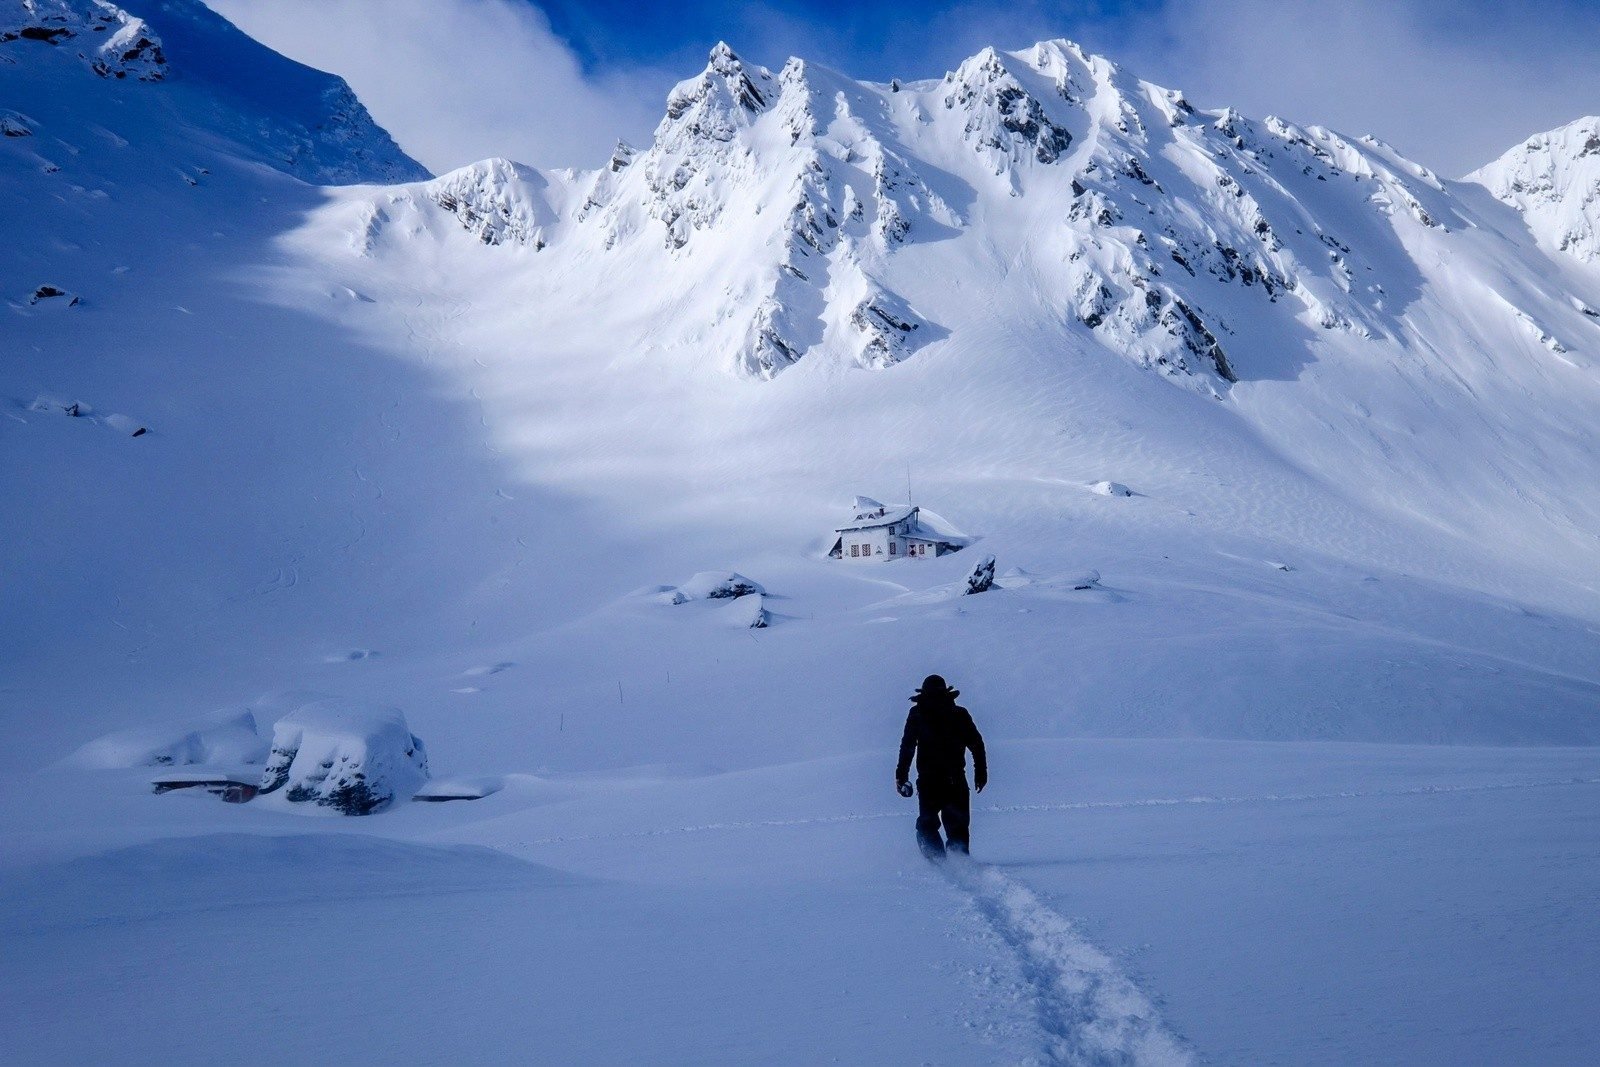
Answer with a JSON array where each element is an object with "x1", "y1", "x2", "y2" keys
[{"x1": 895, "y1": 674, "x2": 987, "y2": 858}]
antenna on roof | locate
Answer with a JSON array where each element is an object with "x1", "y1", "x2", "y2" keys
[{"x1": 906, "y1": 463, "x2": 914, "y2": 507}]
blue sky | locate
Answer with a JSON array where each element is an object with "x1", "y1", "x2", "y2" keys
[
  {"x1": 534, "y1": 0, "x2": 1162, "y2": 76},
  {"x1": 211, "y1": 0, "x2": 1600, "y2": 177}
]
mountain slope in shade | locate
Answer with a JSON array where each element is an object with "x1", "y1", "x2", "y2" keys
[{"x1": 1, "y1": 0, "x2": 427, "y2": 185}]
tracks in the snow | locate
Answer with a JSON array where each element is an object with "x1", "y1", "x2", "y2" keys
[
  {"x1": 511, "y1": 775, "x2": 1600, "y2": 1064},
  {"x1": 945, "y1": 859, "x2": 1193, "y2": 1066}
]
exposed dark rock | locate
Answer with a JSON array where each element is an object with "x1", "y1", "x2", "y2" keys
[
  {"x1": 964, "y1": 554, "x2": 997, "y2": 595},
  {"x1": 30, "y1": 284, "x2": 77, "y2": 305},
  {"x1": 17, "y1": 26, "x2": 73, "y2": 43},
  {"x1": 1, "y1": 111, "x2": 34, "y2": 137}
]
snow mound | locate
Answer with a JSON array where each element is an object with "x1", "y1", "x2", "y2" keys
[
  {"x1": 65, "y1": 707, "x2": 267, "y2": 769},
  {"x1": 25, "y1": 395, "x2": 148, "y2": 435},
  {"x1": 413, "y1": 775, "x2": 504, "y2": 801},
  {"x1": 723, "y1": 592, "x2": 770, "y2": 629},
  {"x1": 257, "y1": 700, "x2": 428, "y2": 815},
  {"x1": 1090, "y1": 480, "x2": 1133, "y2": 497}
]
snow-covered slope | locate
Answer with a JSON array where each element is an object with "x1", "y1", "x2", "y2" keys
[
  {"x1": 319, "y1": 42, "x2": 1600, "y2": 616},
  {"x1": 1, "y1": 0, "x2": 426, "y2": 184},
  {"x1": 7, "y1": 20, "x2": 1600, "y2": 758},
  {"x1": 1469, "y1": 116, "x2": 1600, "y2": 269},
  {"x1": 7, "y1": 10, "x2": 1600, "y2": 1063}
]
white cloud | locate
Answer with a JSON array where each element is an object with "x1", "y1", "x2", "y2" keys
[
  {"x1": 204, "y1": 0, "x2": 665, "y2": 174},
  {"x1": 1056, "y1": 0, "x2": 1600, "y2": 176}
]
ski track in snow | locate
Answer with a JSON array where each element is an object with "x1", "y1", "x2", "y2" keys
[
  {"x1": 514, "y1": 774, "x2": 1600, "y2": 846},
  {"x1": 514, "y1": 775, "x2": 1596, "y2": 1064},
  {"x1": 946, "y1": 859, "x2": 1194, "y2": 1067}
]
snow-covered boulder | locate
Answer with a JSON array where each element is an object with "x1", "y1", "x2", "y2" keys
[
  {"x1": 66, "y1": 708, "x2": 268, "y2": 769},
  {"x1": 675, "y1": 571, "x2": 765, "y2": 600},
  {"x1": 964, "y1": 554, "x2": 998, "y2": 595},
  {"x1": 28, "y1": 285, "x2": 79, "y2": 307},
  {"x1": 722, "y1": 592, "x2": 769, "y2": 629},
  {"x1": 257, "y1": 701, "x2": 428, "y2": 816},
  {"x1": 1090, "y1": 480, "x2": 1133, "y2": 497}
]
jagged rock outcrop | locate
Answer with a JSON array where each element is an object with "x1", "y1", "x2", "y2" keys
[
  {"x1": 424, "y1": 158, "x2": 550, "y2": 247},
  {"x1": 964, "y1": 555, "x2": 998, "y2": 595},
  {"x1": 943, "y1": 47, "x2": 1073, "y2": 169}
]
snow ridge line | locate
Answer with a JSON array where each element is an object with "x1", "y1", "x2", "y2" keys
[
  {"x1": 947, "y1": 860, "x2": 1194, "y2": 1067},
  {"x1": 514, "y1": 775, "x2": 1600, "y2": 846}
]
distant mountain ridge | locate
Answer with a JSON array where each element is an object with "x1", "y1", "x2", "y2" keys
[{"x1": 345, "y1": 39, "x2": 1600, "y2": 395}]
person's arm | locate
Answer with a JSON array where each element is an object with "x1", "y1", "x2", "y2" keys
[
  {"x1": 896, "y1": 708, "x2": 919, "y2": 786},
  {"x1": 966, "y1": 711, "x2": 987, "y2": 792}
]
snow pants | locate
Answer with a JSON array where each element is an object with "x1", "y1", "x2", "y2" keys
[{"x1": 915, "y1": 775, "x2": 970, "y2": 857}]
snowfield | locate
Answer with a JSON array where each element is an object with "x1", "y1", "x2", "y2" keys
[{"x1": 4, "y1": 2, "x2": 1600, "y2": 1063}]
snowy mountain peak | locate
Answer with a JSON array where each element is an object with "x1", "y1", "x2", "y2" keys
[
  {"x1": 1470, "y1": 116, "x2": 1600, "y2": 264},
  {"x1": 943, "y1": 45, "x2": 1075, "y2": 168},
  {"x1": 664, "y1": 41, "x2": 773, "y2": 129},
  {"x1": 3, "y1": 0, "x2": 165, "y2": 80},
  {"x1": 324, "y1": 37, "x2": 1600, "y2": 393}
]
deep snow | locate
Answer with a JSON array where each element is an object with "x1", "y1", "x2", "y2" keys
[{"x1": 4, "y1": 2, "x2": 1600, "y2": 1063}]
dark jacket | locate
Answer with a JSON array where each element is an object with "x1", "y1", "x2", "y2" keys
[{"x1": 897, "y1": 691, "x2": 986, "y2": 788}]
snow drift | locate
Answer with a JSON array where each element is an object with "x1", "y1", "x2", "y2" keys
[{"x1": 65, "y1": 708, "x2": 267, "y2": 770}]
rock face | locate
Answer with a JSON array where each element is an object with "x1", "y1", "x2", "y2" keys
[
  {"x1": 404, "y1": 159, "x2": 553, "y2": 247},
  {"x1": 1469, "y1": 117, "x2": 1600, "y2": 264},
  {"x1": 257, "y1": 701, "x2": 429, "y2": 815}
]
